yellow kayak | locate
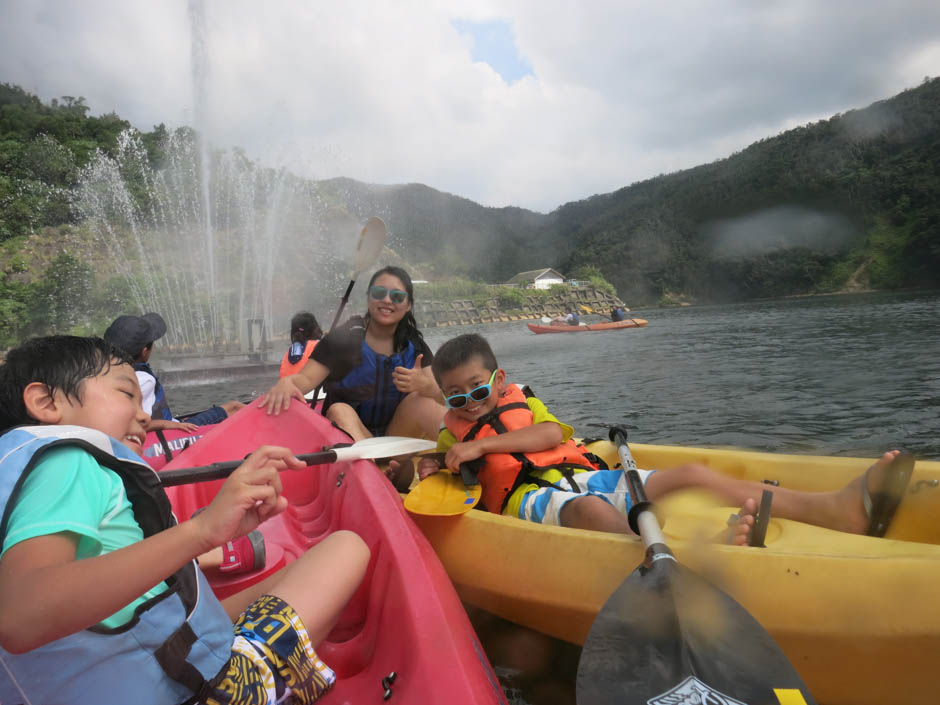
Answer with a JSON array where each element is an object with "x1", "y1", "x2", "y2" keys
[{"x1": 408, "y1": 442, "x2": 940, "y2": 705}]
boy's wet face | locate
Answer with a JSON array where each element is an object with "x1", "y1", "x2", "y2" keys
[
  {"x1": 55, "y1": 361, "x2": 149, "y2": 454},
  {"x1": 439, "y1": 356, "x2": 504, "y2": 421}
]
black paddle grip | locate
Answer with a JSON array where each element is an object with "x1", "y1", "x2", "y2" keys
[{"x1": 609, "y1": 426, "x2": 629, "y2": 445}]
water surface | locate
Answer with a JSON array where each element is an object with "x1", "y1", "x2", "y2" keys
[{"x1": 172, "y1": 289, "x2": 940, "y2": 459}]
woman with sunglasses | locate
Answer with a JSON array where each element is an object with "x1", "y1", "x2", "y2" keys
[{"x1": 262, "y1": 267, "x2": 444, "y2": 488}]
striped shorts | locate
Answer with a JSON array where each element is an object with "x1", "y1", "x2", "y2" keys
[
  {"x1": 516, "y1": 468, "x2": 654, "y2": 526},
  {"x1": 202, "y1": 594, "x2": 335, "y2": 705}
]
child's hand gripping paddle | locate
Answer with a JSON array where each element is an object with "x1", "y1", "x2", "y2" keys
[
  {"x1": 158, "y1": 436, "x2": 436, "y2": 486},
  {"x1": 576, "y1": 427, "x2": 816, "y2": 705}
]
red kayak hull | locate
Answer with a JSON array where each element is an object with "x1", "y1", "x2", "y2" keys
[
  {"x1": 527, "y1": 318, "x2": 648, "y2": 334},
  {"x1": 142, "y1": 426, "x2": 217, "y2": 470},
  {"x1": 161, "y1": 402, "x2": 506, "y2": 704}
]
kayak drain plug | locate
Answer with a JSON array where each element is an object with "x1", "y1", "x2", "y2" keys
[{"x1": 382, "y1": 671, "x2": 397, "y2": 699}]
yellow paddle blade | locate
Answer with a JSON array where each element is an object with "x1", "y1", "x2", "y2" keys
[
  {"x1": 579, "y1": 303, "x2": 594, "y2": 314},
  {"x1": 404, "y1": 472, "x2": 481, "y2": 516}
]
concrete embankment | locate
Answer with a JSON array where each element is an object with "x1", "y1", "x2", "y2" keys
[{"x1": 414, "y1": 287, "x2": 628, "y2": 327}]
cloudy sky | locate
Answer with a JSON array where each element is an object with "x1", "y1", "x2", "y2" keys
[{"x1": 1, "y1": 0, "x2": 938, "y2": 212}]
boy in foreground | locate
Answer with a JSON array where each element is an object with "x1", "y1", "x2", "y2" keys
[
  {"x1": 0, "y1": 336, "x2": 369, "y2": 705},
  {"x1": 417, "y1": 333, "x2": 910, "y2": 541}
]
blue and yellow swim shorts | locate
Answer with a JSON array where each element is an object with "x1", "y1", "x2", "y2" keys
[{"x1": 202, "y1": 594, "x2": 335, "y2": 705}]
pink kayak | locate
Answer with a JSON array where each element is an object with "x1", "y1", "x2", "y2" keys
[
  {"x1": 142, "y1": 425, "x2": 217, "y2": 470},
  {"x1": 527, "y1": 318, "x2": 648, "y2": 334},
  {"x1": 161, "y1": 401, "x2": 507, "y2": 704}
]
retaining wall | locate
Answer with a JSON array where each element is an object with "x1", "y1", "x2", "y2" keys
[{"x1": 413, "y1": 286, "x2": 627, "y2": 327}]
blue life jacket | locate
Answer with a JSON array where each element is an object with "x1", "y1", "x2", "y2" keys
[
  {"x1": 136, "y1": 361, "x2": 173, "y2": 421},
  {"x1": 0, "y1": 426, "x2": 233, "y2": 705},
  {"x1": 325, "y1": 338, "x2": 420, "y2": 436}
]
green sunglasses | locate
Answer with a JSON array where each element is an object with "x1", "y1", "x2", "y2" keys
[
  {"x1": 443, "y1": 369, "x2": 498, "y2": 409},
  {"x1": 369, "y1": 285, "x2": 408, "y2": 304}
]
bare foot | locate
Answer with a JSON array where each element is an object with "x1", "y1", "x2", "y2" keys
[
  {"x1": 721, "y1": 497, "x2": 757, "y2": 546},
  {"x1": 385, "y1": 455, "x2": 416, "y2": 492},
  {"x1": 830, "y1": 450, "x2": 902, "y2": 534}
]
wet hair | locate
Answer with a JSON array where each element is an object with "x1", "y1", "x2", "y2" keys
[
  {"x1": 365, "y1": 266, "x2": 428, "y2": 353},
  {"x1": 290, "y1": 311, "x2": 323, "y2": 344},
  {"x1": 0, "y1": 336, "x2": 132, "y2": 433},
  {"x1": 431, "y1": 333, "x2": 499, "y2": 386}
]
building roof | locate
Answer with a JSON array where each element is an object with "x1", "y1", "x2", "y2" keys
[{"x1": 504, "y1": 268, "x2": 566, "y2": 285}]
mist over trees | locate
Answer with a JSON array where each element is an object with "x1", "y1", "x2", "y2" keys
[{"x1": 1, "y1": 77, "x2": 938, "y2": 345}]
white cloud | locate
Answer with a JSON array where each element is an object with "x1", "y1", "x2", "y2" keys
[{"x1": 1, "y1": 0, "x2": 938, "y2": 211}]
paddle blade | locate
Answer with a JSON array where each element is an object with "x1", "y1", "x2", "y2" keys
[
  {"x1": 577, "y1": 558, "x2": 815, "y2": 705},
  {"x1": 404, "y1": 472, "x2": 482, "y2": 516},
  {"x1": 352, "y1": 216, "x2": 388, "y2": 277},
  {"x1": 332, "y1": 436, "x2": 436, "y2": 462}
]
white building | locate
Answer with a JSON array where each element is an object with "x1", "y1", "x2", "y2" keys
[{"x1": 504, "y1": 268, "x2": 567, "y2": 290}]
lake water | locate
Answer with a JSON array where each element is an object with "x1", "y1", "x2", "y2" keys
[
  {"x1": 172, "y1": 289, "x2": 940, "y2": 460},
  {"x1": 168, "y1": 290, "x2": 940, "y2": 704}
]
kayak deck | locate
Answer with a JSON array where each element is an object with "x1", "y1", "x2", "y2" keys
[{"x1": 162, "y1": 402, "x2": 506, "y2": 704}]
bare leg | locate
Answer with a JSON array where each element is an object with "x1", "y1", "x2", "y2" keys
[
  {"x1": 559, "y1": 495, "x2": 633, "y2": 534},
  {"x1": 384, "y1": 393, "x2": 444, "y2": 490},
  {"x1": 220, "y1": 400, "x2": 245, "y2": 416},
  {"x1": 385, "y1": 392, "x2": 445, "y2": 440},
  {"x1": 644, "y1": 451, "x2": 902, "y2": 535},
  {"x1": 199, "y1": 546, "x2": 224, "y2": 569},
  {"x1": 220, "y1": 530, "x2": 369, "y2": 645},
  {"x1": 326, "y1": 402, "x2": 372, "y2": 441}
]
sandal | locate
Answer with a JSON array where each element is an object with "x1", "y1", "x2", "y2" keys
[
  {"x1": 219, "y1": 531, "x2": 267, "y2": 574},
  {"x1": 192, "y1": 507, "x2": 267, "y2": 574},
  {"x1": 864, "y1": 451, "x2": 915, "y2": 538}
]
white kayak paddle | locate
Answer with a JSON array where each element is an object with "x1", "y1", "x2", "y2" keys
[{"x1": 158, "y1": 435, "x2": 436, "y2": 487}]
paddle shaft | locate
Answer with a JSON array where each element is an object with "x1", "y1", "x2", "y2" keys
[
  {"x1": 610, "y1": 427, "x2": 668, "y2": 548},
  {"x1": 159, "y1": 449, "x2": 337, "y2": 486},
  {"x1": 312, "y1": 218, "x2": 387, "y2": 406},
  {"x1": 577, "y1": 428, "x2": 817, "y2": 705}
]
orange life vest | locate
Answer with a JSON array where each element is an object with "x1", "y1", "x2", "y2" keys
[
  {"x1": 444, "y1": 384, "x2": 598, "y2": 513},
  {"x1": 279, "y1": 340, "x2": 317, "y2": 378}
]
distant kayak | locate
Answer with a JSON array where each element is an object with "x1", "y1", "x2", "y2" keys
[{"x1": 527, "y1": 318, "x2": 648, "y2": 334}]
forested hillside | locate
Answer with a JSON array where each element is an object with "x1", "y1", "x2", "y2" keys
[
  {"x1": 315, "y1": 78, "x2": 940, "y2": 303},
  {"x1": 1, "y1": 77, "x2": 938, "y2": 346},
  {"x1": 547, "y1": 77, "x2": 940, "y2": 302}
]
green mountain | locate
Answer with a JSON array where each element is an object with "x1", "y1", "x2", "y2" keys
[
  {"x1": 320, "y1": 77, "x2": 940, "y2": 303},
  {"x1": 1, "y1": 77, "x2": 939, "y2": 346}
]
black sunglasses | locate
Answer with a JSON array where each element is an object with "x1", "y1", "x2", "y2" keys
[{"x1": 369, "y1": 285, "x2": 408, "y2": 304}]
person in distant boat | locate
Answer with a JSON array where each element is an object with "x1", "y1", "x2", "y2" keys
[
  {"x1": 261, "y1": 266, "x2": 445, "y2": 490},
  {"x1": 565, "y1": 308, "x2": 580, "y2": 326},
  {"x1": 610, "y1": 307, "x2": 624, "y2": 322},
  {"x1": 279, "y1": 311, "x2": 323, "y2": 378},
  {"x1": 417, "y1": 333, "x2": 911, "y2": 542},
  {"x1": 104, "y1": 312, "x2": 244, "y2": 429},
  {"x1": 0, "y1": 334, "x2": 369, "y2": 705}
]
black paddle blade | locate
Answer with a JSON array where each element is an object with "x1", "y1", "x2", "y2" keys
[{"x1": 577, "y1": 556, "x2": 815, "y2": 705}]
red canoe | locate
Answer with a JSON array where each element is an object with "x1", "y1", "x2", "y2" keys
[
  {"x1": 527, "y1": 318, "x2": 648, "y2": 334},
  {"x1": 161, "y1": 402, "x2": 507, "y2": 704}
]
